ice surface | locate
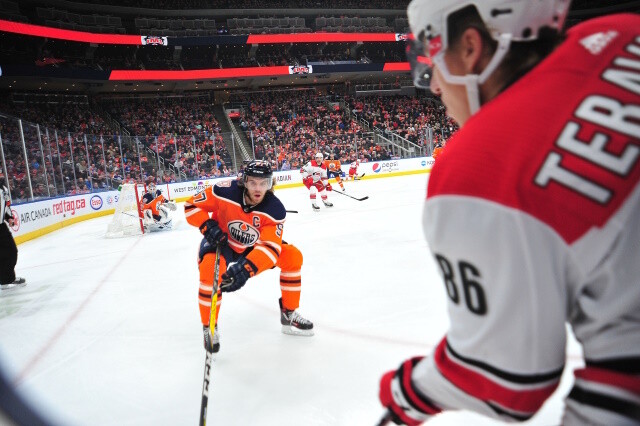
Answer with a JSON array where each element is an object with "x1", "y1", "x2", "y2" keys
[{"x1": 0, "y1": 173, "x2": 582, "y2": 426}]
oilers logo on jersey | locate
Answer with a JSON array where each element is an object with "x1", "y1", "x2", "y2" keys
[{"x1": 228, "y1": 220, "x2": 260, "y2": 246}]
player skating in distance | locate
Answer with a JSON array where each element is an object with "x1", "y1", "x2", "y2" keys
[
  {"x1": 301, "y1": 152, "x2": 333, "y2": 211},
  {"x1": 323, "y1": 152, "x2": 346, "y2": 191},
  {"x1": 346, "y1": 157, "x2": 364, "y2": 181}
]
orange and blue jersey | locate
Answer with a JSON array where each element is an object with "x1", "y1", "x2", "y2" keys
[
  {"x1": 184, "y1": 179, "x2": 286, "y2": 275},
  {"x1": 142, "y1": 190, "x2": 166, "y2": 219}
]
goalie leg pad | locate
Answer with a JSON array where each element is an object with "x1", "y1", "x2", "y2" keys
[{"x1": 158, "y1": 205, "x2": 170, "y2": 221}]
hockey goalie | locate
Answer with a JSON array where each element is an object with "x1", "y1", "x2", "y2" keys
[{"x1": 141, "y1": 180, "x2": 176, "y2": 232}]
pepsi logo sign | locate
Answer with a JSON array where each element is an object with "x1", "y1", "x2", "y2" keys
[
  {"x1": 90, "y1": 195, "x2": 103, "y2": 210},
  {"x1": 372, "y1": 163, "x2": 381, "y2": 173}
]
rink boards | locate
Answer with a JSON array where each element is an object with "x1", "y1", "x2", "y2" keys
[{"x1": 10, "y1": 156, "x2": 434, "y2": 244}]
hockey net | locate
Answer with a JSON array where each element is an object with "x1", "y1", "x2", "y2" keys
[{"x1": 106, "y1": 183, "x2": 146, "y2": 237}]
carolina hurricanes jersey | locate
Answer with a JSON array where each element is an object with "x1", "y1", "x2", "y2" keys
[
  {"x1": 300, "y1": 160, "x2": 328, "y2": 183},
  {"x1": 142, "y1": 190, "x2": 166, "y2": 216},
  {"x1": 184, "y1": 180, "x2": 286, "y2": 274},
  {"x1": 411, "y1": 14, "x2": 640, "y2": 425},
  {"x1": 349, "y1": 160, "x2": 359, "y2": 171}
]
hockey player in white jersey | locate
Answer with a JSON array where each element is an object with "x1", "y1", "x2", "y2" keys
[
  {"x1": 378, "y1": 1, "x2": 640, "y2": 425},
  {"x1": 300, "y1": 152, "x2": 333, "y2": 211},
  {"x1": 346, "y1": 158, "x2": 364, "y2": 181}
]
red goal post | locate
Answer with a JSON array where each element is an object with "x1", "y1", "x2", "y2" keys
[{"x1": 105, "y1": 183, "x2": 147, "y2": 237}]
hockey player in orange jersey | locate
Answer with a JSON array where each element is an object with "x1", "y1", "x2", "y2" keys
[
  {"x1": 431, "y1": 142, "x2": 444, "y2": 161},
  {"x1": 184, "y1": 160, "x2": 313, "y2": 353},
  {"x1": 141, "y1": 180, "x2": 176, "y2": 230},
  {"x1": 323, "y1": 152, "x2": 345, "y2": 191}
]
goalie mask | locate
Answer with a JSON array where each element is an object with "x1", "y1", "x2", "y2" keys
[
  {"x1": 147, "y1": 181, "x2": 156, "y2": 194},
  {"x1": 406, "y1": 0, "x2": 571, "y2": 113}
]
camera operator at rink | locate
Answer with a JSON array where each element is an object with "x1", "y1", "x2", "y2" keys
[
  {"x1": 141, "y1": 179, "x2": 176, "y2": 231},
  {"x1": 184, "y1": 160, "x2": 313, "y2": 353},
  {"x1": 300, "y1": 152, "x2": 333, "y2": 211},
  {"x1": 377, "y1": 1, "x2": 640, "y2": 425},
  {"x1": 0, "y1": 185, "x2": 26, "y2": 290}
]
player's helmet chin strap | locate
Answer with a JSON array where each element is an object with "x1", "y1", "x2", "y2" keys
[
  {"x1": 432, "y1": 34, "x2": 512, "y2": 115},
  {"x1": 241, "y1": 189, "x2": 254, "y2": 213}
]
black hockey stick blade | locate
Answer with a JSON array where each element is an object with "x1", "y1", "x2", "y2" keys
[
  {"x1": 286, "y1": 209, "x2": 299, "y2": 214},
  {"x1": 375, "y1": 411, "x2": 393, "y2": 426},
  {"x1": 332, "y1": 189, "x2": 369, "y2": 201}
]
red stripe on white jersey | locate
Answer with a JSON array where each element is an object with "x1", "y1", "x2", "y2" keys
[
  {"x1": 574, "y1": 367, "x2": 640, "y2": 395},
  {"x1": 433, "y1": 339, "x2": 560, "y2": 415}
]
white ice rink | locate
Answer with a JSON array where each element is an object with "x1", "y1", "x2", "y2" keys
[{"x1": 0, "y1": 173, "x2": 583, "y2": 426}]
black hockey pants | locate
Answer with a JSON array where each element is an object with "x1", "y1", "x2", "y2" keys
[{"x1": 0, "y1": 223, "x2": 17, "y2": 284}]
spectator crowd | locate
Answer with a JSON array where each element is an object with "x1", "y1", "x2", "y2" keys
[{"x1": 0, "y1": 90, "x2": 455, "y2": 203}]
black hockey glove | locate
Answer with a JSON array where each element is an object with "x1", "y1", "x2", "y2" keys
[
  {"x1": 220, "y1": 257, "x2": 257, "y2": 292},
  {"x1": 379, "y1": 357, "x2": 440, "y2": 425},
  {"x1": 200, "y1": 219, "x2": 227, "y2": 247}
]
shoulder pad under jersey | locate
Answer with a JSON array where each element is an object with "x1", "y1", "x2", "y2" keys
[
  {"x1": 257, "y1": 192, "x2": 286, "y2": 221},
  {"x1": 213, "y1": 179, "x2": 244, "y2": 204}
]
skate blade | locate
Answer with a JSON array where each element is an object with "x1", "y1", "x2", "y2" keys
[
  {"x1": 0, "y1": 282, "x2": 27, "y2": 290},
  {"x1": 281, "y1": 325, "x2": 314, "y2": 336}
]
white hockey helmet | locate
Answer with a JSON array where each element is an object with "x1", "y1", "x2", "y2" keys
[
  {"x1": 407, "y1": 0, "x2": 571, "y2": 114},
  {"x1": 315, "y1": 152, "x2": 323, "y2": 161}
]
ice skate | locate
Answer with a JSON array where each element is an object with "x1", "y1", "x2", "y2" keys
[
  {"x1": 311, "y1": 203, "x2": 320, "y2": 211},
  {"x1": 322, "y1": 200, "x2": 333, "y2": 208},
  {"x1": 0, "y1": 277, "x2": 26, "y2": 290},
  {"x1": 279, "y1": 298, "x2": 314, "y2": 336}
]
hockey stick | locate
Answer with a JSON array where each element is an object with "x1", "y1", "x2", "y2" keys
[
  {"x1": 122, "y1": 211, "x2": 144, "y2": 220},
  {"x1": 285, "y1": 210, "x2": 298, "y2": 214},
  {"x1": 199, "y1": 246, "x2": 221, "y2": 426},
  {"x1": 375, "y1": 411, "x2": 393, "y2": 426},
  {"x1": 332, "y1": 189, "x2": 369, "y2": 201}
]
